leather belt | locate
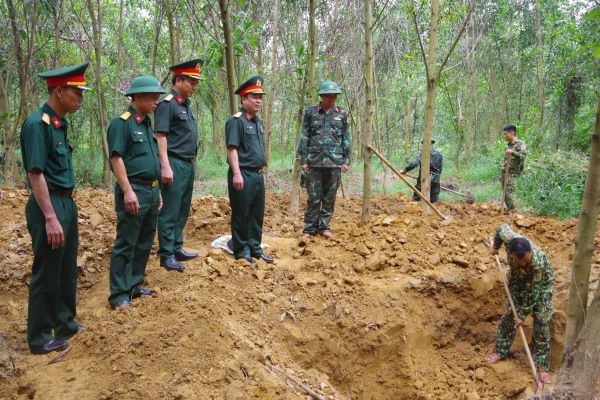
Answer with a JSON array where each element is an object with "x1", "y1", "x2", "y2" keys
[
  {"x1": 129, "y1": 178, "x2": 159, "y2": 187},
  {"x1": 48, "y1": 189, "x2": 74, "y2": 198},
  {"x1": 241, "y1": 166, "x2": 264, "y2": 173}
]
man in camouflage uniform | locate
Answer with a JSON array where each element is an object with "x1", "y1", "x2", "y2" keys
[
  {"x1": 488, "y1": 223, "x2": 554, "y2": 384},
  {"x1": 297, "y1": 80, "x2": 351, "y2": 239},
  {"x1": 400, "y1": 140, "x2": 443, "y2": 203},
  {"x1": 500, "y1": 124, "x2": 527, "y2": 213}
]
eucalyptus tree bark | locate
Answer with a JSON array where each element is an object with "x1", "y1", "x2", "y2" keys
[
  {"x1": 361, "y1": 0, "x2": 374, "y2": 225},
  {"x1": 4, "y1": 0, "x2": 37, "y2": 185},
  {"x1": 417, "y1": 0, "x2": 440, "y2": 210},
  {"x1": 263, "y1": 0, "x2": 280, "y2": 173},
  {"x1": 533, "y1": 0, "x2": 545, "y2": 147},
  {"x1": 165, "y1": 0, "x2": 177, "y2": 65},
  {"x1": 291, "y1": 0, "x2": 316, "y2": 214},
  {"x1": 85, "y1": 0, "x2": 111, "y2": 184},
  {"x1": 530, "y1": 97, "x2": 600, "y2": 400},
  {"x1": 218, "y1": 0, "x2": 237, "y2": 115},
  {"x1": 151, "y1": 0, "x2": 163, "y2": 76},
  {"x1": 112, "y1": 0, "x2": 125, "y2": 116},
  {"x1": 412, "y1": 0, "x2": 474, "y2": 211},
  {"x1": 565, "y1": 96, "x2": 600, "y2": 346}
]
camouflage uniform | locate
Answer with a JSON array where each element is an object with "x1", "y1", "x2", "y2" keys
[
  {"x1": 502, "y1": 139, "x2": 527, "y2": 212},
  {"x1": 492, "y1": 224, "x2": 554, "y2": 371},
  {"x1": 403, "y1": 149, "x2": 443, "y2": 203},
  {"x1": 297, "y1": 103, "x2": 351, "y2": 234}
]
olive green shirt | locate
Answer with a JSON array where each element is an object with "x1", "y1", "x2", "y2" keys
[
  {"x1": 20, "y1": 103, "x2": 75, "y2": 190},
  {"x1": 107, "y1": 106, "x2": 160, "y2": 181},
  {"x1": 154, "y1": 89, "x2": 198, "y2": 159},
  {"x1": 225, "y1": 108, "x2": 266, "y2": 169}
]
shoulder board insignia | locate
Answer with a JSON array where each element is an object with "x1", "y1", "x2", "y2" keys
[
  {"x1": 163, "y1": 94, "x2": 174, "y2": 102},
  {"x1": 120, "y1": 111, "x2": 131, "y2": 120},
  {"x1": 233, "y1": 112, "x2": 242, "y2": 118},
  {"x1": 42, "y1": 113, "x2": 51, "y2": 125}
]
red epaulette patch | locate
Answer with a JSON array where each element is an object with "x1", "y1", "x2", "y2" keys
[{"x1": 51, "y1": 116, "x2": 62, "y2": 128}]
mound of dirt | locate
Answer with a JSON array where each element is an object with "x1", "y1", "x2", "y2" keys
[{"x1": 0, "y1": 188, "x2": 597, "y2": 399}]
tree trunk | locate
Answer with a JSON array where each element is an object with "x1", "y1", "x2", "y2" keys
[
  {"x1": 85, "y1": 0, "x2": 111, "y2": 184},
  {"x1": 151, "y1": 0, "x2": 163, "y2": 76},
  {"x1": 361, "y1": 0, "x2": 374, "y2": 225},
  {"x1": 165, "y1": 0, "x2": 176, "y2": 65},
  {"x1": 564, "y1": 96, "x2": 600, "y2": 346},
  {"x1": 533, "y1": 0, "x2": 545, "y2": 147},
  {"x1": 218, "y1": 0, "x2": 237, "y2": 115},
  {"x1": 4, "y1": 0, "x2": 37, "y2": 186},
  {"x1": 263, "y1": 0, "x2": 280, "y2": 175},
  {"x1": 419, "y1": 0, "x2": 441, "y2": 210},
  {"x1": 290, "y1": 0, "x2": 316, "y2": 215},
  {"x1": 112, "y1": 0, "x2": 125, "y2": 116}
]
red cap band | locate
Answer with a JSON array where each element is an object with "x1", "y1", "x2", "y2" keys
[
  {"x1": 238, "y1": 85, "x2": 264, "y2": 96},
  {"x1": 45, "y1": 75, "x2": 86, "y2": 88},
  {"x1": 172, "y1": 67, "x2": 201, "y2": 78}
]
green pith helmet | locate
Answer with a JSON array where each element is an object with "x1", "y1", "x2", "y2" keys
[
  {"x1": 318, "y1": 80, "x2": 342, "y2": 95},
  {"x1": 126, "y1": 75, "x2": 166, "y2": 96}
]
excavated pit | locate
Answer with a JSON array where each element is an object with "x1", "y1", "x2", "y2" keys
[{"x1": 0, "y1": 188, "x2": 594, "y2": 399}]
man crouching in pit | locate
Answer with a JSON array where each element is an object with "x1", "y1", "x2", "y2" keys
[{"x1": 488, "y1": 223, "x2": 554, "y2": 384}]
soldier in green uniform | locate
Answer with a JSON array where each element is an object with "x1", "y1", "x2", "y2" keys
[
  {"x1": 500, "y1": 124, "x2": 527, "y2": 213},
  {"x1": 400, "y1": 140, "x2": 443, "y2": 203},
  {"x1": 20, "y1": 62, "x2": 90, "y2": 354},
  {"x1": 154, "y1": 59, "x2": 202, "y2": 272},
  {"x1": 225, "y1": 76, "x2": 273, "y2": 264},
  {"x1": 487, "y1": 223, "x2": 554, "y2": 384},
  {"x1": 107, "y1": 76, "x2": 165, "y2": 310},
  {"x1": 297, "y1": 80, "x2": 350, "y2": 239}
]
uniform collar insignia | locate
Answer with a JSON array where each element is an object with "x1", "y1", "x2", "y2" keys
[
  {"x1": 245, "y1": 113, "x2": 252, "y2": 121},
  {"x1": 335, "y1": 106, "x2": 339, "y2": 112},
  {"x1": 134, "y1": 114, "x2": 143, "y2": 124},
  {"x1": 51, "y1": 116, "x2": 62, "y2": 128},
  {"x1": 176, "y1": 96, "x2": 184, "y2": 104}
]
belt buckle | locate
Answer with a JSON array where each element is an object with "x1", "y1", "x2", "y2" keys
[
  {"x1": 151, "y1": 180, "x2": 158, "y2": 188},
  {"x1": 257, "y1": 167, "x2": 263, "y2": 174}
]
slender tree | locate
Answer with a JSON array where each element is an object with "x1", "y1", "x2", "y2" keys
[
  {"x1": 218, "y1": 0, "x2": 237, "y2": 115},
  {"x1": 361, "y1": 0, "x2": 374, "y2": 224}
]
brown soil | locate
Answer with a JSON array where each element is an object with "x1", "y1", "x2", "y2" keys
[{"x1": 0, "y1": 188, "x2": 597, "y2": 400}]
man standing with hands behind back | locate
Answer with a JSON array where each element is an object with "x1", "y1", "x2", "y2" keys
[
  {"x1": 154, "y1": 59, "x2": 202, "y2": 272},
  {"x1": 225, "y1": 76, "x2": 273, "y2": 265}
]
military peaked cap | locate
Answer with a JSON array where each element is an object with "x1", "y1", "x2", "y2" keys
[
  {"x1": 235, "y1": 76, "x2": 266, "y2": 96},
  {"x1": 38, "y1": 62, "x2": 90, "y2": 90},
  {"x1": 170, "y1": 59, "x2": 203, "y2": 80}
]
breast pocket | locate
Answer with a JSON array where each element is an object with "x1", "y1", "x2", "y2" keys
[
  {"x1": 54, "y1": 144, "x2": 70, "y2": 170},
  {"x1": 130, "y1": 132, "x2": 148, "y2": 156}
]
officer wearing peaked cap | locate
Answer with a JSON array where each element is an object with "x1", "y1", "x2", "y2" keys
[
  {"x1": 154, "y1": 59, "x2": 203, "y2": 272},
  {"x1": 20, "y1": 62, "x2": 90, "y2": 355},
  {"x1": 225, "y1": 76, "x2": 274, "y2": 264},
  {"x1": 297, "y1": 80, "x2": 351, "y2": 239},
  {"x1": 107, "y1": 76, "x2": 165, "y2": 310}
]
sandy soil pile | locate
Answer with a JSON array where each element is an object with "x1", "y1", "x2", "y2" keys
[{"x1": 0, "y1": 188, "x2": 597, "y2": 400}]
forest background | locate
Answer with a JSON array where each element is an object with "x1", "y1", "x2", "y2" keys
[{"x1": 1, "y1": 0, "x2": 599, "y2": 219}]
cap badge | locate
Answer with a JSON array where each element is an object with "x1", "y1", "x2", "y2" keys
[
  {"x1": 256, "y1": 80, "x2": 262, "y2": 86},
  {"x1": 329, "y1": 84, "x2": 334, "y2": 89}
]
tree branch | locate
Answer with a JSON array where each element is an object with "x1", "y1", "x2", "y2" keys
[
  {"x1": 411, "y1": 7, "x2": 429, "y2": 82},
  {"x1": 436, "y1": 0, "x2": 476, "y2": 79}
]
